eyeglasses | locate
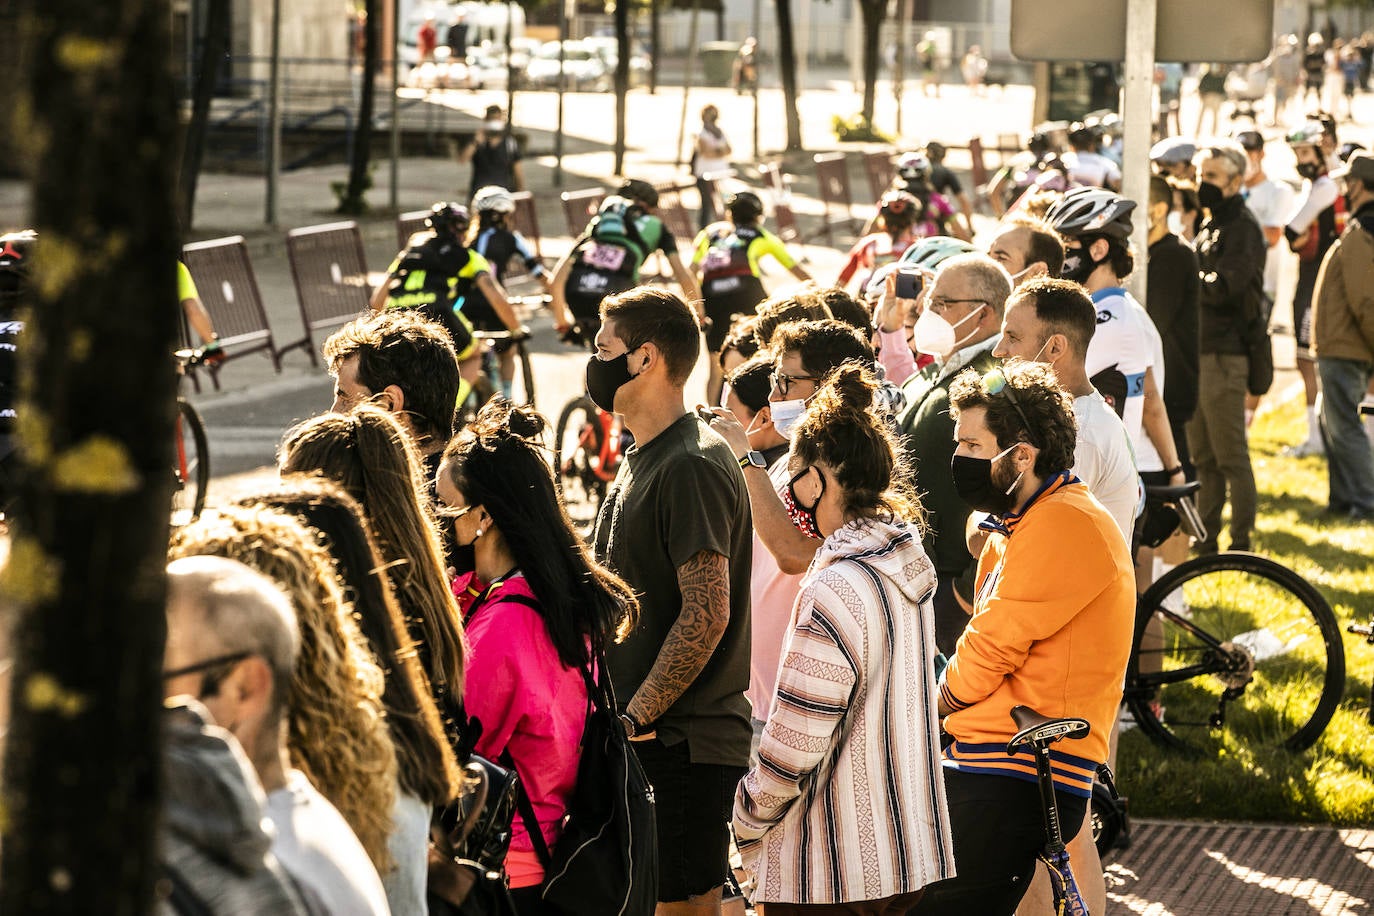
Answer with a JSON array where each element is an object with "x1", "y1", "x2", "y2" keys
[
  {"x1": 163, "y1": 651, "x2": 252, "y2": 697},
  {"x1": 771, "y1": 369, "x2": 819, "y2": 397},
  {"x1": 982, "y1": 367, "x2": 1040, "y2": 448},
  {"x1": 928, "y1": 297, "x2": 987, "y2": 315}
]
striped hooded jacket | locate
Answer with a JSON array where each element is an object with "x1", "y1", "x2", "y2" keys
[{"x1": 733, "y1": 516, "x2": 955, "y2": 904}]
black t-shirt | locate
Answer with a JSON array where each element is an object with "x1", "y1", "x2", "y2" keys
[
  {"x1": 593, "y1": 412, "x2": 753, "y2": 767},
  {"x1": 469, "y1": 135, "x2": 522, "y2": 198},
  {"x1": 1146, "y1": 233, "x2": 1201, "y2": 421},
  {"x1": 929, "y1": 163, "x2": 963, "y2": 198}
]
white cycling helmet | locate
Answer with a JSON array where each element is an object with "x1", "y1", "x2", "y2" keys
[
  {"x1": 1149, "y1": 136, "x2": 1197, "y2": 166},
  {"x1": 472, "y1": 185, "x2": 516, "y2": 214},
  {"x1": 899, "y1": 235, "x2": 977, "y2": 270},
  {"x1": 1045, "y1": 187, "x2": 1136, "y2": 241},
  {"x1": 896, "y1": 152, "x2": 932, "y2": 183}
]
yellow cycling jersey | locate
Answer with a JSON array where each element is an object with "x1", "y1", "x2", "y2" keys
[{"x1": 690, "y1": 223, "x2": 796, "y2": 281}]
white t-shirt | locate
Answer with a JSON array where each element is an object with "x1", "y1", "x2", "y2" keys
[
  {"x1": 1245, "y1": 177, "x2": 1296, "y2": 297},
  {"x1": 1073, "y1": 390, "x2": 1140, "y2": 540},
  {"x1": 693, "y1": 127, "x2": 731, "y2": 178},
  {"x1": 266, "y1": 770, "x2": 390, "y2": 916},
  {"x1": 1064, "y1": 150, "x2": 1121, "y2": 189},
  {"x1": 1086, "y1": 287, "x2": 1165, "y2": 471}
]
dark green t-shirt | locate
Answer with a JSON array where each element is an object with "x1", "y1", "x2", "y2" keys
[{"x1": 594, "y1": 412, "x2": 753, "y2": 767}]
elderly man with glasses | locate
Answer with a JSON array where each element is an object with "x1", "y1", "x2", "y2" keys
[{"x1": 894, "y1": 253, "x2": 1012, "y2": 655}]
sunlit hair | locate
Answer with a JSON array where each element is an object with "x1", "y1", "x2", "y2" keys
[
  {"x1": 246, "y1": 475, "x2": 461, "y2": 806},
  {"x1": 278, "y1": 405, "x2": 467, "y2": 711},
  {"x1": 753, "y1": 291, "x2": 833, "y2": 349},
  {"x1": 440, "y1": 400, "x2": 639, "y2": 669},
  {"x1": 790, "y1": 363, "x2": 925, "y2": 529},
  {"x1": 168, "y1": 505, "x2": 398, "y2": 874}
]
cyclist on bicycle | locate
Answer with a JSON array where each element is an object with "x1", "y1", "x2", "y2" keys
[
  {"x1": 910, "y1": 360, "x2": 1134, "y2": 916},
  {"x1": 371, "y1": 201, "x2": 522, "y2": 404},
  {"x1": 177, "y1": 262, "x2": 225, "y2": 366},
  {"x1": 0, "y1": 230, "x2": 32, "y2": 512},
  {"x1": 690, "y1": 189, "x2": 811, "y2": 404},
  {"x1": 467, "y1": 186, "x2": 543, "y2": 400},
  {"x1": 837, "y1": 190, "x2": 921, "y2": 295},
  {"x1": 549, "y1": 178, "x2": 701, "y2": 349}
]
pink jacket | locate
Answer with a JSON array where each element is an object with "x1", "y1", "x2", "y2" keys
[{"x1": 464, "y1": 575, "x2": 588, "y2": 886}]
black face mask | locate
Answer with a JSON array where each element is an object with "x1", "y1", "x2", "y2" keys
[
  {"x1": 785, "y1": 466, "x2": 825, "y2": 539},
  {"x1": 1061, "y1": 247, "x2": 1102, "y2": 286},
  {"x1": 1296, "y1": 161, "x2": 1323, "y2": 181},
  {"x1": 448, "y1": 542, "x2": 476, "y2": 577},
  {"x1": 950, "y1": 444, "x2": 1024, "y2": 517},
  {"x1": 1197, "y1": 181, "x2": 1226, "y2": 212},
  {"x1": 585, "y1": 350, "x2": 637, "y2": 413}
]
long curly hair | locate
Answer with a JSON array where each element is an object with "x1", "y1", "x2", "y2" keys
[
  {"x1": 168, "y1": 505, "x2": 398, "y2": 874},
  {"x1": 248, "y1": 476, "x2": 460, "y2": 806},
  {"x1": 278, "y1": 404, "x2": 467, "y2": 716}
]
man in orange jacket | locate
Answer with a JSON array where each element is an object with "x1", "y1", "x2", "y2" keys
[{"x1": 911, "y1": 359, "x2": 1135, "y2": 916}]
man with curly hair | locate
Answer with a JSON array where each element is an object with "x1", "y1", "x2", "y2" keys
[{"x1": 911, "y1": 361, "x2": 1134, "y2": 916}]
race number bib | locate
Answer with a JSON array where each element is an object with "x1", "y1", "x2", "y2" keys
[
  {"x1": 581, "y1": 242, "x2": 628, "y2": 272},
  {"x1": 702, "y1": 246, "x2": 734, "y2": 272}
]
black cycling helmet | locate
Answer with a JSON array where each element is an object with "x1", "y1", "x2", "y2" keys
[
  {"x1": 1046, "y1": 187, "x2": 1136, "y2": 241},
  {"x1": 879, "y1": 190, "x2": 920, "y2": 223},
  {"x1": 426, "y1": 202, "x2": 471, "y2": 238},
  {"x1": 618, "y1": 179, "x2": 659, "y2": 208},
  {"x1": 725, "y1": 190, "x2": 764, "y2": 222},
  {"x1": 1339, "y1": 141, "x2": 1367, "y2": 162},
  {"x1": 0, "y1": 230, "x2": 36, "y2": 302}
]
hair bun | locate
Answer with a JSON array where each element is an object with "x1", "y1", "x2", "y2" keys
[
  {"x1": 828, "y1": 362, "x2": 877, "y2": 412},
  {"x1": 506, "y1": 403, "x2": 546, "y2": 439}
]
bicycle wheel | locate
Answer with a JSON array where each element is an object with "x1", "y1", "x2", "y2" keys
[
  {"x1": 1125, "y1": 552, "x2": 1344, "y2": 753},
  {"x1": 554, "y1": 396, "x2": 607, "y2": 539},
  {"x1": 172, "y1": 399, "x2": 210, "y2": 524},
  {"x1": 514, "y1": 339, "x2": 536, "y2": 408}
]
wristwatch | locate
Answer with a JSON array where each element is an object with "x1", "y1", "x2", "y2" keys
[{"x1": 738, "y1": 450, "x2": 767, "y2": 470}]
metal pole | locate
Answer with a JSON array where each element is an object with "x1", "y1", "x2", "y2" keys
[
  {"x1": 895, "y1": 0, "x2": 911, "y2": 138},
  {"x1": 555, "y1": 0, "x2": 567, "y2": 185},
  {"x1": 1123, "y1": 0, "x2": 1156, "y2": 305},
  {"x1": 265, "y1": 0, "x2": 282, "y2": 225},
  {"x1": 751, "y1": 0, "x2": 761, "y2": 161},
  {"x1": 505, "y1": 0, "x2": 515, "y2": 144},
  {"x1": 390, "y1": 0, "x2": 400, "y2": 210},
  {"x1": 676, "y1": 0, "x2": 702, "y2": 170}
]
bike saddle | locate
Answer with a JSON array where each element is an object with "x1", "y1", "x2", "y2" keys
[
  {"x1": 1007, "y1": 705, "x2": 1090, "y2": 753},
  {"x1": 1143, "y1": 481, "x2": 1201, "y2": 503}
]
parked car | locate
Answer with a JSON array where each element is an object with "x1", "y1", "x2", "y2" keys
[
  {"x1": 525, "y1": 40, "x2": 609, "y2": 91},
  {"x1": 581, "y1": 37, "x2": 652, "y2": 88}
]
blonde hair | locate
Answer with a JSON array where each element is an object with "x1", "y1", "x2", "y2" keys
[
  {"x1": 278, "y1": 405, "x2": 467, "y2": 707},
  {"x1": 169, "y1": 505, "x2": 398, "y2": 874}
]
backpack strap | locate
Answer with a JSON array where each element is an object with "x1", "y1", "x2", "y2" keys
[{"x1": 503, "y1": 750, "x2": 555, "y2": 871}]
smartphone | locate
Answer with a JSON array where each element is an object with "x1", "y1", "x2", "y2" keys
[{"x1": 895, "y1": 264, "x2": 924, "y2": 300}]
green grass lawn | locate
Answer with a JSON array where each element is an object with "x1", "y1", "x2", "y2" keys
[{"x1": 1117, "y1": 395, "x2": 1374, "y2": 826}]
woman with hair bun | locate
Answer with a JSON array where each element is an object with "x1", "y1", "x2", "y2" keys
[
  {"x1": 435, "y1": 399, "x2": 639, "y2": 913},
  {"x1": 731, "y1": 364, "x2": 954, "y2": 914}
]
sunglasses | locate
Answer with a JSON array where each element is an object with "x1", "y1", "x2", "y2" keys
[{"x1": 982, "y1": 368, "x2": 1041, "y2": 448}]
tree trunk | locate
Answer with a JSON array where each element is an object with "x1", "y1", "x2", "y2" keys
[
  {"x1": 613, "y1": 0, "x2": 629, "y2": 174},
  {"x1": 340, "y1": 0, "x2": 380, "y2": 214},
  {"x1": 177, "y1": 0, "x2": 231, "y2": 230},
  {"x1": 776, "y1": 0, "x2": 803, "y2": 151},
  {"x1": 649, "y1": 0, "x2": 660, "y2": 94},
  {"x1": 859, "y1": 0, "x2": 884, "y2": 126},
  {"x1": 1, "y1": 0, "x2": 181, "y2": 910}
]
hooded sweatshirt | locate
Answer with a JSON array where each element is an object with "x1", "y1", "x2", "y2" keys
[
  {"x1": 733, "y1": 517, "x2": 955, "y2": 904},
  {"x1": 157, "y1": 700, "x2": 316, "y2": 915}
]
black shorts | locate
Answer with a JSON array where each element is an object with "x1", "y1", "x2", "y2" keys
[
  {"x1": 1293, "y1": 260, "x2": 1319, "y2": 358},
  {"x1": 912, "y1": 770, "x2": 1088, "y2": 916},
  {"x1": 703, "y1": 278, "x2": 767, "y2": 353},
  {"x1": 632, "y1": 738, "x2": 746, "y2": 903},
  {"x1": 566, "y1": 265, "x2": 635, "y2": 322}
]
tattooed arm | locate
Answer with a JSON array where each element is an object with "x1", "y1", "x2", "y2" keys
[{"x1": 625, "y1": 549, "x2": 731, "y2": 726}]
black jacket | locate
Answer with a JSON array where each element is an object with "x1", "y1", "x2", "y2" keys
[
  {"x1": 1193, "y1": 193, "x2": 1266, "y2": 356},
  {"x1": 1147, "y1": 233, "x2": 1201, "y2": 420}
]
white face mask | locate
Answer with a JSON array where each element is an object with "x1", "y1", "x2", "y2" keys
[
  {"x1": 1166, "y1": 211, "x2": 1185, "y2": 236},
  {"x1": 911, "y1": 304, "x2": 983, "y2": 358},
  {"x1": 770, "y1": 397, "x2": 807, "y2": 440},
  {"x1": 485, "y1": 120, "x2": 504, "y2": 132}
]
